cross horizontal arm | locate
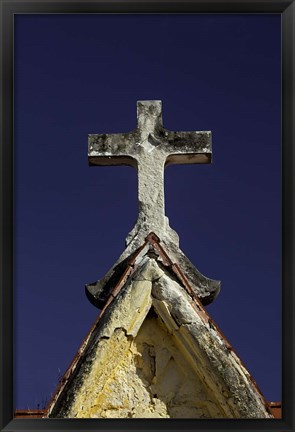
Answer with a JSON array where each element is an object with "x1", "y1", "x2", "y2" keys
[
  {"x1": 163, "y1": 130, "x2": 212, "y2": 165},
  {"x1": 88, "y1": 131, "x2": 139, "y2": 168}
]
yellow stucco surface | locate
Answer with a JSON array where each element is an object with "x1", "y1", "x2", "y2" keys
[{"x1": 67, "y1": 311, "x2": 222, "y2": 418}]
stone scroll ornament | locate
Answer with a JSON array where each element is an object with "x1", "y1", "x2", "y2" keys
[{"x1": 86, "y1": 101, "x2": 220, "y2": 307}]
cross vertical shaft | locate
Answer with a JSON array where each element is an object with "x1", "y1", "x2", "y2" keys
[{"x1": 137, "y1": 152, "x2": 166, "y2": 234}]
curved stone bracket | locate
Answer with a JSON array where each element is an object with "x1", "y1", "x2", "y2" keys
[{"x1": 86, "y1": 232, "x2": 220, "y2": 309}]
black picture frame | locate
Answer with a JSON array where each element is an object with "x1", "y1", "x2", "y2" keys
[{"x1": 0, "y1": 1, "x2": 294, "y2": 431}]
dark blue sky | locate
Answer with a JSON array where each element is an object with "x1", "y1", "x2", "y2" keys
[{"x1": 14, "y1": 14, "x2": 281, "y2": 410}]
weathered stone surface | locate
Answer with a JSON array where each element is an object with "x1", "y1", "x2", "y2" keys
[
  {"x1": 88, "y1": 100, "x2": 211, "y2": 244},
  {"x1": 48, "y1": 257, "x2": 272, "y2": 419},
  {"x1": 65, "y1": 315, "x2": 223, "y2": 419},
  {"x1": 87, "y1": 100, "x2": 220, "y2": 307}
]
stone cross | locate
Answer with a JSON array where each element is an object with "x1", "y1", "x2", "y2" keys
[
  {"x1": 86, "y1": 101, "x2": 220, "y2": 307},
  {"x1": 88, "y1": 100, "x2": 212, "y2": 245}
]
